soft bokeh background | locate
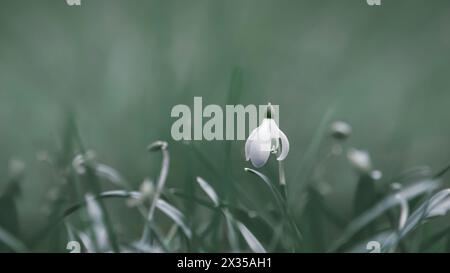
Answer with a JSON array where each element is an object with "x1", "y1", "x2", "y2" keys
[{"x1": 1, "y1": 0, "x2": 450, "y2": 248}]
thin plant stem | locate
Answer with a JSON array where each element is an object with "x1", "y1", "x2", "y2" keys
[
  {"x1": 278, "y1": 160, "x2": 287, "y2": 200},
  {"x1": 141, "y1": 142, "x2": 170, "y2": 243}
]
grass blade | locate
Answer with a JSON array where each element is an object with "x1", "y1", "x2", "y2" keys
[
  {"x1": 0, "y1": 226, "x2": 28, "y2": 252},
  {"x1": 330, "y1": 179, "x2": 439, "y2": 252},
  {"x1": 244, "y1": 168, "x2": 284, "y2": 211},
  {"x1": 381, "y1": 188, "x2": 450, "y2": 252},
  {"x1": 85, "y1": 194, "x2": 111, "y2": 251},
  {"x1": 196, "y1": 176, "x2": 220, "y2": 207},
  {"x1": 95, "y1": 163, "x2": 127, "y2": 187},
  {"x1": 64, "y1": 190, "x2": 192, "y2": 242},
  {"x1": 236, "y1": 221, "x2": 266, "y2": 253},
  {"x1": 156, "y1": 199, "x2": 192, "y2": 239},
  {"x1": 294, "y1": 106, "x2": 336, "y2": 190}
]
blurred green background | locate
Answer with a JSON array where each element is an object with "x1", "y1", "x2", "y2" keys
[{"x1": 1, "y1": 0, "x2": 450, "y2": 249}]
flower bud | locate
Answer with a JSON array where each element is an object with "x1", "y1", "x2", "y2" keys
[
  {"x1": 331, "y1": 121, "x2": 352, "y2": 140},
  {"x1": 140, "y1": 178, "x2": 155, "y2": 197},
  {"x1": 347, "y1": 148, "x2": 372, "y2": 173},
  {"x1": 148, "y1": 141, "x2": 168, "y2": 152},
  {"x1": 72, "y1": 154, "x2": 86, "y2": 174},
  {"x1": 127, "y1": 178, "x2": 155, "y2": 207},
  {"x1": 370, "y1": 170, "x2": 383, "y2": 180}
]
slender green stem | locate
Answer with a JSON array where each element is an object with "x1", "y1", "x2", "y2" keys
[
  {"x1": 277, "y1": 161, "x2": 303, "y2": 251},
  {"x1": 141, "y1": 144, "x2": 170, "y2": 243},
  {"x1": 278, "y1": 161, "x2": 287, "y2": 200}
]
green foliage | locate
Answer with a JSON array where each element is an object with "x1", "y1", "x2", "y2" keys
[
  {"x1": 2, "y1": 109, "x2": 450, "y2": 252},
  {"x1": 1, "y1": 0, "x2": 450, "y2": 253}
]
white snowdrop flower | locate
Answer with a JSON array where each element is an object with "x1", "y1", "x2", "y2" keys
[
  {"x1": 140, "y1": 178, "x2": 155, "y2": 198},
  {"x1": 245, "y1": 104, "x2": 289, "y2": 168},
  {"x1": 347, "y1": 148, "x2": 372, "y2": 173},
  {"x1": 72, "y1": 154, "x2": 86, "y2": 174},
  {"x1": 330, "y1": 121, "x2": 352, "y2": 140},
  {"x1": 370, "y1": 170, "x2": 383, "y2": 180},
  {"x1": 127, "y1": 178, "x2": 155, "y2": 207},
  {"x1": 72, "y1": 150, "x2": 97, "y2": 175}
]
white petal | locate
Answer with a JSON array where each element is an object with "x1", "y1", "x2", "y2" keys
[
  {"x1": 257, "y1": 119, "x2": 272, "y2": 141},
  {"x1": 267, "y1": 119, "x2": 281, "y2": 138},
  {"x1": 247, "y1": 120, "x2": 272, "y2": 167},
  {"x1": 277, "y1": 129, "x2": 289, "y2": 161},
  {"x1": 249, "y1": 138, "x2": 271, "y2": 168},
  {"x1": 245, "y1": 128, "x2": 258, "y2": 161}
]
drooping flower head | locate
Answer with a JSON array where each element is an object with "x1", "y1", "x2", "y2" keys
[
  {"x1": 245, "y1": 103, "x2": 289, "y2": 168},
  {"x1": 330, "y1": 121, "x2": 352, "y2": 140},
  {"x1": 347, "y1": 148, "x2": 382, "y2": 180}
]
